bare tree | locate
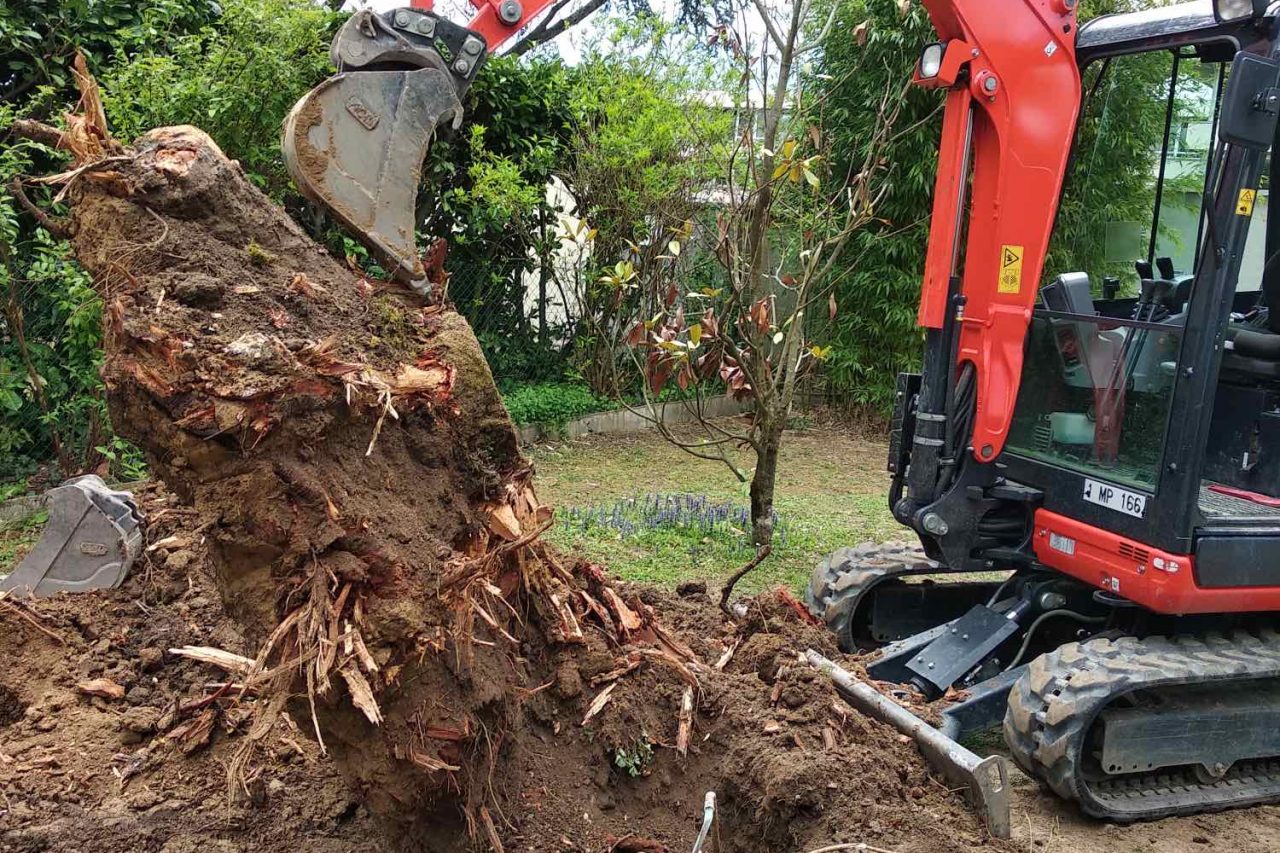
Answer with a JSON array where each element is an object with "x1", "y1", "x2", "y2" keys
[{"x1": 616, "y1": 0, "x2": 907, "y2": 547}]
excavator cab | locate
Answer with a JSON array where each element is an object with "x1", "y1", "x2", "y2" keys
[{"x1": 808, "y1": 0, "x2": 1280, "y2": 833}]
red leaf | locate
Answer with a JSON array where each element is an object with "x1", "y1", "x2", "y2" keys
[
  {"x1": 702, "y1": 307, "x2": 718, "y2": 339},
  {"x1": 626, "y1": 322, "x2": 646, "y2": 347}
]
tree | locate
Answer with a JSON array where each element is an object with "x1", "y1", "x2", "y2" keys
[
  {"x1": 617, "y1": 0, "x2": 907, "y2": 547},
  {"x1": 556, "y1": 19, "x2": 731, "y2": 395}
]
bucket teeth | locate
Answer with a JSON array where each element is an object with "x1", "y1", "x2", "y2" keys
[
  {"x1": 282, "y1": 65, "x2": 461, "y2": 293},
  {"x1": 0, "y1": 475, "x2": 143, "y2": 599}
]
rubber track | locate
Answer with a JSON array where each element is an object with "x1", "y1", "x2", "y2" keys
[
  {"x1": 804, "y1": 541, "x2": 930, "y2": 651},
  {"x1": 1004, "y1": 630, "x2": 1280, "y2": 820}
]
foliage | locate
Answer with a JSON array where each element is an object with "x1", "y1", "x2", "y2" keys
[
  {"x1": 611, "y1": 734, "x2": 654, "y2": 777},
  {"x1": 559, "y1": 18, "x2": 731, "y2": 395},
  {"x1": 562, "y1": 493, "x2": 786, "y2": 548},
  {"x1": 501, "y1": 382, "x2": 612, "y2": 426},
  {"x1": 0, "y1": 126, "x2": 145, "y2": 482},
  {"x1": 99, "y1": 0, "x2": 342, "y2": 198},
  {"x1": 423, "y1": 56, "x2": 576, "y2": 383},
  {"x1": 0, "y1": 0, "x2": 218, "y2": 110},
  {"x1": 809, "y1": 0, "x2": 941, "y2": 410}
]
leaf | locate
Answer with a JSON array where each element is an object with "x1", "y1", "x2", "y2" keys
[
  {"x1": 829, "y1": 293, "x2": 838, "y2": 321},
  {"x1": 781, "y1": 139, "x2": 796, "y2": 158},
  {"x1": 668, "y1": 240, "x2": 681, "y2": 257},
  {"x1": 772, "y1": 331, "x2": 784, "y2": 345},
  {"x1": 771, "y1": 161, "x2": 789, "y2": 182},
  {"x1": 689, "y1": 323, "x2": 702, "y2": 346}
]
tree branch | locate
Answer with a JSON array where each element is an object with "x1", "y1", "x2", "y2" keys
[
  {"x1": 8, "y1": 178, "x2": 72, "y2": 239},
  {"x1": 508, "y1": 0, "x2": 606, "y2": 57},
  {"x1": 8, "y1": 119, "x2": 65, "y2": 149},
  {"x1": 720, "y1": 545, "x2": 772, "y2": 615}
]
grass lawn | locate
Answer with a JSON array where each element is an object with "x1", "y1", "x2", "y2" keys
[
  {"x1": 531, "y1": 417, "x2": 901, "y2": 594},
  {"x1": 0, "y1": 509, "x2": 47, "y2": 576}
]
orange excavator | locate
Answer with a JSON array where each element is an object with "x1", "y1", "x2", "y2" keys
[{"x1": 281, "y1": 0, "x2": 1280, "y2": 838}]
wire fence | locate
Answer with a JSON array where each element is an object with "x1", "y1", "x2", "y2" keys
[{"x1": 448, "y1": 260, "x2": 580, "y2": 391}]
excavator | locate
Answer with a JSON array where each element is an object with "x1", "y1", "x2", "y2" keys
[
  {"x1": 801, "y1": 0, "x2": 1280, "y2": 836},
  {"x1": 21, "y1": 0, "x2": 1280, "y2": 836},
  {"x1": 251, "y1": 0, "x2": 1280, "y2": 839}
]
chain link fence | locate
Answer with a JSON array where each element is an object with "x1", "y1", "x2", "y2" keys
[
  {"x1": 448, "y1": 256, "x2": 580, "y2": 391},
  {"x1": 1, "y1": 266, "x2": 114, "y2": 497}
]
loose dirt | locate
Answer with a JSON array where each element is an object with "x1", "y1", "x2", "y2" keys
[
  {"x1": 0, "y1": 487, "x2": 1004, "y2": 852},
  {"x1": 9, "y1": 66, "x2": 1276, "y2": 853}
]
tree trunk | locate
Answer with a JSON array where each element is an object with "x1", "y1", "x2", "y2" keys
[{"x1": 749, "y1": 417, "x2": 785, "y2": 547}]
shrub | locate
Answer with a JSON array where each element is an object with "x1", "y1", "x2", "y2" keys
[{"x1": 501, "y1": 383, "x2": 612, "y2": 426}]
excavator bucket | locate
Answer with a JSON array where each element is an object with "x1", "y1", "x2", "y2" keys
[
  {"x1": 281, "y1": 8, "x2": 486, "y2": 293},
  {"x1": 282, "y1": 66, "x2": 461, "y2": 290},
  {"x1": 0, "y1": 475, "x2": 143, "y2": 599}
]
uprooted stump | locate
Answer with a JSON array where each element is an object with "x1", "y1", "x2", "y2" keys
[
  {"x1": 37, "y1": 116, "x2": 704, "y2": 828},
  {"x1": 9, "y1": 69, "x2": 1012, "y2": 852},
  {"x1": 30, "y1": 72, "x2": 846, "y2": 842}
]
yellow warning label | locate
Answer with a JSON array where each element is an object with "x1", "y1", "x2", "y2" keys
[
  {"x1": 1238, "y1": 187, "x2": 1257, "y2": 216},
  {"x1": 998, "y1": 244, "x2": 1024, "y2": 294}
]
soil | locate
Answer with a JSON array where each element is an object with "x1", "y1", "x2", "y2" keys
[
  {"x1": 0, "y1": 487, "x2": 1004, "y2": 852},
  {"x1": 10, "y1": 87, "x2": 1275, "y2": 853}
]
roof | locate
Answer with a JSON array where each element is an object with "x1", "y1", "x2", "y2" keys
[{"x1": 1077, "y1": 0, "x2": 1278, "y2": 59}]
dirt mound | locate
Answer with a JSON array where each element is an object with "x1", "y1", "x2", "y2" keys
[
  {"x1": 2, "y1": 512, "x2": 1006, "y2": 851},
  {"x1": 1, "y1": 486, "x2": 383, "y2": 853},
  {"x1": 4, "y1": 86, "x2": 1010, "y2": 851}
]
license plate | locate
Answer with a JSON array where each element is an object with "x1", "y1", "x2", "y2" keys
[{"x1": 1083, "y1": 478, "x2": 1147, "y2": 518}]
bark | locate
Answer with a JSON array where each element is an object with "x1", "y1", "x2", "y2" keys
[{"x1": 749, "y1": 418, "x2": 785, "y2": 547}]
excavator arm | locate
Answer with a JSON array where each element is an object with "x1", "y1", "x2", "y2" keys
[
  {"x1": 281, "y1": 0, "x2": 562, "y2": 293},
  {"x1": 899, "y1": 0, "x2": 1081, "y2": 541}
]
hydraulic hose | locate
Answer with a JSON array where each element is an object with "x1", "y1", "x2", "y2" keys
[{"x1": 1004, "y1": 608, "x2": 1106, "y2": 672}]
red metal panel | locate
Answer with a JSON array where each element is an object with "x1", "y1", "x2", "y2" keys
[
  {"x1": 1033, "y1": 509, "x2": 1280, "y2": 614},
  {"x1": 918, "y1": 0, "x2": 1082, "y2": 460},
  {"x1": 408, "y1": 0, "x2": 561, "y2": 51}
]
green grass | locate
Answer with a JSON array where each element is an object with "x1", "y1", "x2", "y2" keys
[
  {"x1": 532, "y1": 420, "x2": 900, "y2": 593},
  {"x1": 0, "y1": 509, "x2": 48, "y2": 576}
]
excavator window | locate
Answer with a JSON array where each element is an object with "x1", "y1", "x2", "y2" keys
[{"x1": 1008, "y1": 43, "x2": 1269, "y2": 494}]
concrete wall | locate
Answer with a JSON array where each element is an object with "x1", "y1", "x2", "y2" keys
[{"x1": 518, "y1": 396, "x2": 750, "y2": 444}]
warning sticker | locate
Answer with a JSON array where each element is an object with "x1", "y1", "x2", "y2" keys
[
  {"x1": 998, "y1": 244, "x2": 1024, "y2": 294},
  {"x1": 1238, "y1": 188, "x2": 1257, "y2": 216}
]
